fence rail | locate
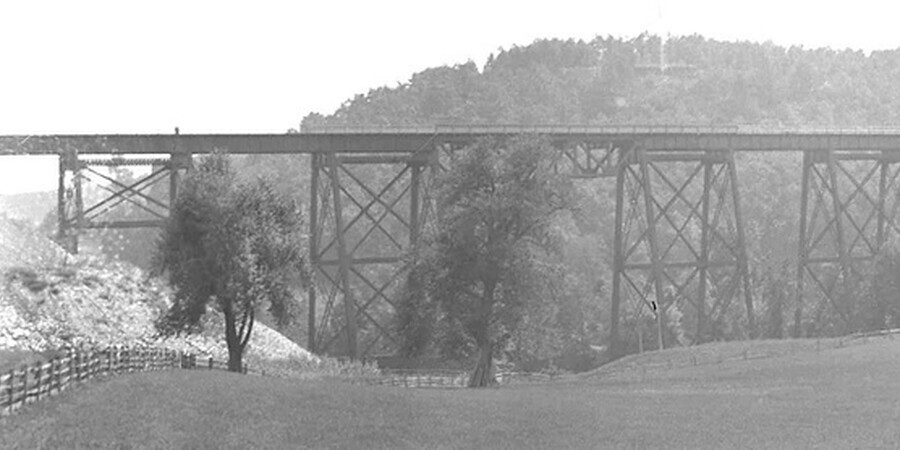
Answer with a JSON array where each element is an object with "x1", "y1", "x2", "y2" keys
[
  {"x1": 0, "y1": 346, "x2": 254, "y2": 416},
  {"x1": 365, "y1": 369, "x2": 558, "y2": 388}
]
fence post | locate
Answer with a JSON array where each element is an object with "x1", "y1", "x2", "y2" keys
[
  {"x1": 6, "y1": 369, "x2": 13, "y2": 414},
  {"x1": 34, "y1": 363, "x2": 41, "y2": 401},
  {"x1": 71, "y1": 351, "x2": 77, "y2": 383},
  {"x1": 209, "y1": 357, "x2": 213, "y2": 370},
  {"x1": 68, "y1": 353, "x2": 74, "y2": 387},
  {"x1": 48, "y1": 358, "x2": 55, "y2": 395},
  {"x1": 20, "y1": 365, "x2": 28, "y2": 406},
  {"x1": 54, "y1": 358, "x2": 60, "y2": 394}
]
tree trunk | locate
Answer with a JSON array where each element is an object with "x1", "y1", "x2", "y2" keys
[
  {"x1": 468, "y1": 340, "x2": 494, "y2": 388},
  {"x1": 468, "y1": 278, "x2": 497, "y2": 388},
  {"x1": 227, "y1": 342, "x2": 243, "y2": 373},
  {"x1": 223, "y1": 303, "x2": 244, "y2": 373}
]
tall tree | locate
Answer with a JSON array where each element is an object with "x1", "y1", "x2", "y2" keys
[
  {"x1": 154, "y1": 152, "x2": 309, "y2": 372},
  {"x1": 399, "y1": 135, "x2": 574, "y2": 387}
]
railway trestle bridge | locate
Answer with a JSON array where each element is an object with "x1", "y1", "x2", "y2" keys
[{"x1": 4, "y1": 125, "x2": 900, "y2": 359}]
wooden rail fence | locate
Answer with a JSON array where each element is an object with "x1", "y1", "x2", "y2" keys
[
  {"x1": 366, "y1": 369, "x2": 557, "y2": 388},
  {"x1": 0, "y1": 346, "x2": 255, "y2": 416}
]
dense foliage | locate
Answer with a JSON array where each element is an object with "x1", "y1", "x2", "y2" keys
[
  {"x1": 154, "y1": 153, "x2": 310, "y2": 372},
  {"x1": 303, "y1": 35, "x2": 900, "y2": 128},
  {"x1": 397, "y1": 136, "x2": 575, "y2": 386}
]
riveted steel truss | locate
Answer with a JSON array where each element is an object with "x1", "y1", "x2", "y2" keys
[
  {"x1": 308, "y1": 152, "x2": 430, "y2": 359},
  {"x1": 56, "y1": 148, "x2": 192, "y2": 253},
  {"x1": 22, "y1": 128, "x2": 900, "y2": 360},
  {"x1": 551, "y1": 139, "x2": 626, "y2": 178},
  {"x1": 610, "y1": 148, "x2": 752, "y2": 355},
  {"x1": 795, "y1": 149, "x2": 900, "y2": 336}
]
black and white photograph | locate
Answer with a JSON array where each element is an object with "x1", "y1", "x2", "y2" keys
[{"x1": 2, "y1": 1, "x2": 900, "y2": 448}]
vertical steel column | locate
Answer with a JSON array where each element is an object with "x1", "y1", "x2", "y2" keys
[
  {"x1": 877, "y1": 154, "x2": 889, "y2": 248},
  {"x1": 74, "y1": 159, "x2": 84, "y2": 242},
  {"x1": 638, "y1": 150, "x2": 666, "y2": 351},
  {"x1": 795, "y1": 150, "x2": 812, "y2": 337},
  {"x1": 825, "y1": 151, "x2": 852, "y2": 289},
  {"x1": 696, "y1": 155, "x2": 712, "y2": 343},
  {"x1": 57, "y1": 150, "x2": 68, "y2": 251},
  {"x1": 609, "y1": 148, "x2": 628, "y2": 357},
  {"x1": 307, "y1": 154, "x2": 320, "y2": 354},
  {"x1": 170, "y1": 128, "x2": 180, "y2": 209},
  {"x1": 409, "y1": 162, "x2": 421, "y2": 247},
  {"x1": 327, "y1": 153, "x2": 358, "y2": 360},
  {"x1": 56, "y1": 147, "x2": 81, "y2": 254},
  {"x1": 728, "y1": 151, "x2": 755, "y2": 338}
]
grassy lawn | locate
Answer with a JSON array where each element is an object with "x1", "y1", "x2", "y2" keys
[{"x1": 2, "y1": 337, "x2": 900, "y2": 449}]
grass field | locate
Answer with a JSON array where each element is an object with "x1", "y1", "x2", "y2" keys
[{"x1": 2, "y1": 337, "x2": 900, "y2": 449}]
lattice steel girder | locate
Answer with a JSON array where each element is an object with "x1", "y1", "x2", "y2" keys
[
  {"x1": 13, "y1": 127, "x2": 900, "y2": 156},
  {"x1": 795, "y1": 149, "x2": 900, "y2": 336},
  {"x1": 552, "y1": 140, "x2": 629, "y2": 178},
  {"x1": 610, "y1": 148, "x2": 752, "y2": 356},
  {"x1": 56, "y1": 148, "x2": 192, "y2": 253},
  {"x1": 308, "y1": 152, "x2": 428, "y2": 359}
]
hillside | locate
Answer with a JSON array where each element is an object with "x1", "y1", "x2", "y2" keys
[
  {"x1": 0, "y1": 215, "x2": 317, "y2": 369},
  {"x1": 0, "y1": 191, "x2": 55, "y2": 227},
  {"x1": 0, "y1": 213, "x2": 67, "y2": 272},
  {"x1": 2, "y1": 336, "x2": 898, "y2": 448},
  {"x1": 303, "y1": 36, "x2": 900, "y2": 128}
]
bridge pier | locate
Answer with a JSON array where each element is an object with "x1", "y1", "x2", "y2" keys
[
  {"x1": 610, "y1": 147, "x2": 752, "y2": 357},
  {"x1": 307, "y1": 152, "x2": 430, "y2": 359},
  {"x1": 55, "y1": 144, "x2": 192, "y2": 254},
  {"x1": 795, "y1": 149, "x2": 900, "y2": 336}
]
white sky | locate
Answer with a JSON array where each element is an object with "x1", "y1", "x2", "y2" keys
[{"x1": 2, "y1": 0, "x2": 900, "y2": 193}]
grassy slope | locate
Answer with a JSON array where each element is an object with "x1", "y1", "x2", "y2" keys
[{"x1": 2, "y1": 338, "x2": 900, "y2": 449}]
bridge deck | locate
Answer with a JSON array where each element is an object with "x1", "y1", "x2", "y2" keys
[{"x1": 4, "y1": 125, "x2": 900, "y2": 155}]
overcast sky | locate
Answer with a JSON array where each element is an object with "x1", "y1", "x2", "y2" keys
[{"x1": 2, "y1": 0, "x2": 900, "y2": 193}]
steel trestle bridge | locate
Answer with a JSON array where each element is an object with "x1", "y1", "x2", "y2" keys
[{"x1": 5, "y1": 124, "x2": 900, "y2": 358}]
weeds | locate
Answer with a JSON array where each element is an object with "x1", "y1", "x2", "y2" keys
[{"x1": 4, "y1": 266, "x2": 49, "y2": 292}]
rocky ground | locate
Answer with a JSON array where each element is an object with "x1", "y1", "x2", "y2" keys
[{"x1": 0, "y1": 214, "x2": 318, "y2": 369}]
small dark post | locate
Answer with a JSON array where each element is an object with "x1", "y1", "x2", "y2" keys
[{"x1": 7, "y1": 369, "x2": 14, "y2": 413}]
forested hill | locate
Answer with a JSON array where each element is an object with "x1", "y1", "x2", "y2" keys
[{"x1": 301, "y1": 35, "x2": 900, "y2": 127}]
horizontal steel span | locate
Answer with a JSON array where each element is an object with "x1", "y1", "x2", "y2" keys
[{"x1": 5, "y1": 125, "x2": 900, "y2": 155}]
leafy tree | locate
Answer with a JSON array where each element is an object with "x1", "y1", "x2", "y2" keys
[
  {"x1": 398, "y1": 135, "x2": 574, "y2": 387},
  {"x1": 154, "y1": 152, "x2": 309, "y2": 372}
]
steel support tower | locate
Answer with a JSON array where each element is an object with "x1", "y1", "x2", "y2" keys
[
  {"x1": 610, "y1": 147, "x2": 751, "y2": 356},
  {"x1": 795, "y1": 149, "x2": 900, "y2": 336}
]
